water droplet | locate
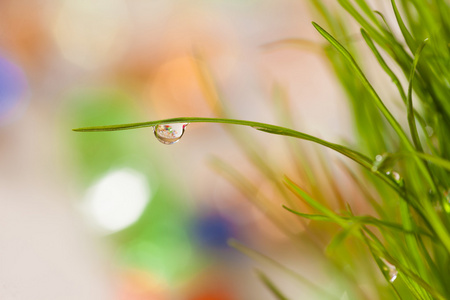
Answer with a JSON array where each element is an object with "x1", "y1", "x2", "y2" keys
[
  {"x1": 380, "y1": 257, "x2": 398, "y2": 283},
  {"x1": 372, "y1": 156, "x2": 383, "y2": 172},
  {"x1": 153, "y1": 123, "x2": 188, "y2": 145},
  {"x1": 390, "y1": 171, "x2": 400, "y2": 181},
  {"x1": 386, "y1": 171, "x2": 404, "y2": 187},
  {"x1": 371, "y1": 153, "x2": 394, "y2": 172}
]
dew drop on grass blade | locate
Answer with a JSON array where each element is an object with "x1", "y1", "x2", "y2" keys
[{"x1": 153, "y1": 123, "x2": 189, "y2": 145}]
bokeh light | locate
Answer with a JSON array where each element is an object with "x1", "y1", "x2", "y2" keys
[
  {"x1": 53, "y1": 0, "x2": 129, "y2": 69},
  {"x1": 0, "y1": 55, "x2": 27, "y2": 125},
  {"x1": 83, "y1": 168, "x2": 151, "y2": 233}
]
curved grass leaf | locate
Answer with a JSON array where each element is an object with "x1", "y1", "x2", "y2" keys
[
  {"x1": 193, "y1": 51, "x2": 302, "y2": 211},
  {"x1": 384, "y1": 150, "x2": 450, "y2": 174},
  {"x1": 283, "y1": 206, "x2": 433, "y2": 237},
  {"x1": 326, "y1": 224, "x2": 360, "y2": 254},
  {"x1": 282, "y1": 207, "x2": 332, "y2": 222},
  {"x1": 73, "y1": 117, "x2": 373, "y2": 168},
  {"x1": 362, "y1": 231, "x2": 444, "y2": 300},
  {"x1": 354, "y1": 0, "x2": 379, "y2": 27},
  {"x1": 284, "y1": 182, "x2": 443, "y2": 298},
  {"x1": 283, "y1": 177, "x2": 348, "y2": 227},
  {"x1": 73, "y1": 116, "x2": 421, "y2": 223},
  {"x1": 209, "y1": 156, "x2": 300, "y2": 237},
  {"x1": 413, "y1": 152, "x2": 450, "y2": 171},
  {"x1": 312, "y1": 23, "x2": 450, "y2": 252},
  {"x1": 312, "y1": 22, "x2": 411, "y2": 149},
  {"x1": 400, "y1": 200, "x2": 429, "y2": 282},
  {"x1": 360, "y1": 29, "x2": 407, "y2": 103},
  {"x1": 337, "y1": 0, "x2": 388, "y2": 47},
  {"x1": 312, "y1": 22, "x2": 439, "y2": 196},
  {"x1": 391, "y1": 0, "x2": 417, "y2": 52},
  {"x1": 361, "y1": 29, "x2": 434, "y2": 152},
  {"x1": 373, "y1": 11, "x2": 394, "y2": 34}
]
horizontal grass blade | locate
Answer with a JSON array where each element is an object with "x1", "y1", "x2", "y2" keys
[
  {"x1": 283, "y1": 206, "x2": 433, "y2": 237},
  {"x1": 74, "y1": 117, "x2": 373, "y2": 168},
  {"x1": 73, "y1": 116, "x2": 418, "y2": 220}
]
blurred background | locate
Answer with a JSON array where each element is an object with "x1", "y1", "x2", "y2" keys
[{"x1": 0, "y1": 0, "x2": 352, "y2": 299}]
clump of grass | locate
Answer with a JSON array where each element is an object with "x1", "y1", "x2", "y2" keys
[{"x1": 74, "y1": 0, "x2": 450, "y2": 298}]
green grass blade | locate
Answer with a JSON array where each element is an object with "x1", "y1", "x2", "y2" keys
[
  {"x1": 412, "y1": 152, "x2": 450, "y2": 171},
  {"x1": 228, "y1": 239, "x2": 340, "y2": 300},
  {"x1": 285, "y1": 192, "x2": 443, "y2": 298},
  {"x1": 283, "y1": 205, "x2": 433, "y2": 237},
  {"x1": 193, "y1": 52, "x2": 304, "y2": 211},
  {"x1": 388, "y1": 150, "x2": 450, "y2": 175},
  {"x1": 255, "y1": 269, "x2": 290, "y2": 300},
  {"x1": 363, "y1": 232, "x2": 443, "y2": 300},
  {"x1": 354, "y1": 0, "x2": 379, "y2": 27},
  {"x1": 73, "y1": 116, "x2": 423, "y2": 219},
  {"x1": 362, "y1": 234, "x2": 403, "y2": 298},
  {"x1": 284, "y1": 177, "x2": 348, "y2": 227},
  {"x1": 209, "y1": 157, "x2": 297, "y2": 237},
  {"x1": 312, "y1": 25, "x2": 450, "y2": 252},
  {"x1": 355, "y1": 216, "x2": 433, "y2": 238},
  {"x1": 326, "y1": 224, "x2": 360, "y2": 254},
  {"x1": 360, "y1": 29, "x2": 407, "y2": 103},
  {"x1": 399, "y1": 201, "x2": 428, "y2": 281},
  {"x1": 391, "y1": 0, "x2": 417, "y2": 52},
  {"x1": 373, "y1": 11, "x2": 394, "y2": 34},
  {"x1": 312, "y1": 22, "x2": 412, "y2": 150},
  {"x1": 338, "y1": 0, "x2": 387, "y2": 45},
  {"x1": 282, "y1": 207, "x2": 331, "y2": 222},
  {"x1": 73, "y1": 116, "x2": 374, "y2": 168},
  {"x1": 407, "y1": 38, "x2": 429, "y2": 152}
]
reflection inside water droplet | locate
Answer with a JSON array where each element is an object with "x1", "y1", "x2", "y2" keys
[
  {"x1": 380, "y1": 257, "x2": 398, "y2": 283},
  {"x1": 153, "y1": 123, "x2": 188, "y2": 145}
]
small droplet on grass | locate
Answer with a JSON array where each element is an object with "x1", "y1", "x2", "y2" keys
[
  {"x1": 380, "y1": 257, "x2": 398, "y2": 283},
  {"x1": 371, "y1": 153, "x2": 394, "y2": 172},
  {"x1": 386, "y1": 171, "x2": 404, "y2": 187},
  {"x1": 153, "y1": 123, "x2": 188, "y2": 145}
]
